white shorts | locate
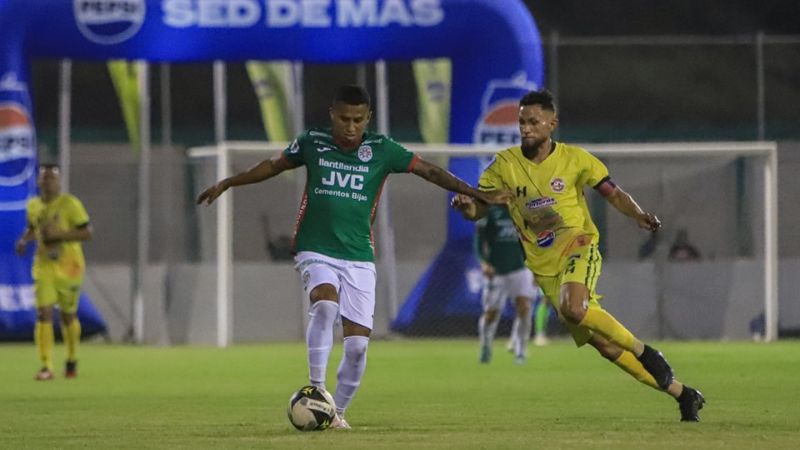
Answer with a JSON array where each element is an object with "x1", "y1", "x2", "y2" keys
[
  {"x1": 482, "y1": 267, "x2": 536, "y2": 312},
  {"x1": 294, "y1": 251, "x2": 377, "y2": 330}
]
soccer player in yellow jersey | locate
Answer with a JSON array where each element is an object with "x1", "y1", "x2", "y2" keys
[
  {"x1": 16, "y1": 164, "x2": 92, "y2": 380},
  {"x1": 452, "y1": 89, "x2": 706, "y2": 422}
]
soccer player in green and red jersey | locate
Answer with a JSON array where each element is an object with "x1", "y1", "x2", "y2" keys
[{"x1": 198, "y1": 85, "x2": 511, "y2": 429}]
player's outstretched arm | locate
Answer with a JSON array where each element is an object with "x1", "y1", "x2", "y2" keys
[
  {"x1": 605, "y1": 186, "x2": 661, "y2": 232},
  {"x1": 411, "y1": 157, "x2": 512, "y2": 206},
  {"x1": 197, "y1": 155, "x2": 297, "y2": 206}
]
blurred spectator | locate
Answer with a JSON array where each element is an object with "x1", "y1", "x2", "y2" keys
[
  {"x1": 638, "y1": 232, "x2": 659, "y2": 260},
  {"x1": 261, "y1": 213, "x2": 293, "y2": 261},
  {"x1": 668, "y1": 229, "x2": 701, "y2": 261}
]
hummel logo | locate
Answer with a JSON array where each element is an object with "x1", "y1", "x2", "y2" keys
[{"x1": 317, "y1": 147, "x2": 334, "y2": 153}]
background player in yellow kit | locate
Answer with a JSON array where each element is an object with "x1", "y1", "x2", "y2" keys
[
  {"x1": 16, "y1": 164, "x2": 92, "y2": 380},
  {"x1": 452, "y1": 89, "x2": 705, "y2": 422}
]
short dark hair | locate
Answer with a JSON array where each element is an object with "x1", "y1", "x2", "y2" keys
[
  {"x1": 39, "y1": 163, "x2": 60, "y2": 172},
  {"x1": 519, "y1": 89, "x2": 556, "y2": 112},
  {"x1": 333, "y1": 85, "x2": 371, "y2": 108}
]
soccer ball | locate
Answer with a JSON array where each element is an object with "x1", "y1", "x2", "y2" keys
[{"x1": 287, "y1": 385, "x2": 336, "y2": 431}]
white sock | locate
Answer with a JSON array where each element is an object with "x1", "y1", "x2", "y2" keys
[
  {"x1": 514, "y1": 313, "x2": 532, "y2": 357},
  {"x1": 478, "y1": 313, "x2": 499, "y2": 348},
  {"x1": 509, "y1": 317, "x2": 520, "y2": 348},
  {"x1": 306, "y1": 300, "x2": 339, "y2": 388},
  {"x1": 334, "y1": 335, "x2": 369, "y2": 416}
]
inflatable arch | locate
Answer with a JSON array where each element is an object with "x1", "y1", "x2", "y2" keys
[{"x1": 0, "y1": 0, "x2": 543, "y2": 337}]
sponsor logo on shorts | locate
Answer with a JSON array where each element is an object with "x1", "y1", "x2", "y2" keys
[
  {"x1": 74, "y1": 0, "x2": 146, "y2": 45},
  {"x1": 536, "y1": 230, "x2": 555, "y2": 248},
  {"x1": 526, "y1": 197, "x2": 556, "y2": 210},
  {"x1": 357, "y1": 145, "x2": 372, "y2": 162},
  {"x1": 550, "y1": 178, "x2": 565, "y2": 193},
  {"x1": 302, "y1": 270, "x2": 311, "y2": 288}
]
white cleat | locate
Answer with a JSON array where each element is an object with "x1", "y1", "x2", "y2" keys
[
  {"x1": 505, "y1": 338, "x2": 516, "y2": 353},
  {"x1": 533, "y1": 334, "x2": 550, "y2": 347},
  {"x1": 330, "y1": 414, "x2": 351, "y2": 430}
]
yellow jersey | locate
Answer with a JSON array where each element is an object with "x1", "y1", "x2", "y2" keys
[
  {"x1": 26, "y1": 194, "x2": 90, "y2": 281},
  {"x1": 478, "y1": 142, "x2": 609, "y2": 276}
]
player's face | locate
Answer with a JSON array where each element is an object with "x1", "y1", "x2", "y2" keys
[
  {"x1": 519, "y1": 104, "x2": 557, "y2": 149},
  {"x1": 37, "y1": 167, "x2": 61, "y2": 197},
  {"x1": 330, "y1": 102, "x2": 371, "y2": 150}
]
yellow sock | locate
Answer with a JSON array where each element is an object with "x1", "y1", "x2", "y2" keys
[
  {"x1": 62, "y1": 320, "x2": 82, "y2": 362},
  {"x1": 613, "y1": 351, "x2": 660, "y2": 390},
  {"x1": 35, "y1": 321, "x2": 54, "y2": 371},
  {"x1": 578, "y1": 309, "x2": 637, "y2": 352}
]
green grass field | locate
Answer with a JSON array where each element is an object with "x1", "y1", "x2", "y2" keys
[{"x1": 2, "y1": 339, "x2": 799, "y2": 449}]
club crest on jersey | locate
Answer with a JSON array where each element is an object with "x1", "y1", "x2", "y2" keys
[
  {"x1": 550, "y1": 178, "x2": 565, "y2": 193},
  {"x1": 473, "y1": 71, "x2": 538, "y2": 145},
  {"x1": 357, "y1": 145, "x2": 373, "y2": 162},
  {"x1": 74, "y1": 0, "x2": 146, "y2": 45},
  {"x1": 536, "y1": 230, "x2": 555, "y2": 248},
  {"x1": 526, "y1": 197, "x2": 556, "y2": 210}
]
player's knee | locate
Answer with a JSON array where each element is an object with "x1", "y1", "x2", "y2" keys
[
  {"x1": 36, "y1": 307, "x2": 53, "y2": 322},
  {"x1": 515, "y1": 300, "x2": 531, "y2": 317},
  {"x1": 559, "y1": 288, "x2": 588, "y2": 323},
  {"x1": 559, "y1": 301, "x2": 585, "y2": 323},
  {"x1": 309, "y1": 284, "x2": 338, "y2": 303},
  {"x1": 343, "y1": 335, "x2": 369, "y2": 362},
  {"x1": 484, "y1": 309, "x2": 499, "y2": 322},
  {"x1": 60, "y1": 312, "x2": 76, "y2": 325}
]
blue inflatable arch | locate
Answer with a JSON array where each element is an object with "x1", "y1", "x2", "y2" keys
[{"x1": 0, "y1": 0, "x2": 543, "y2": 337}]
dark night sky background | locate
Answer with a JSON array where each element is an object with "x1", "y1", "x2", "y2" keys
[{"x1": 524, "y1": 0, "x2": 800, "y2": 35}]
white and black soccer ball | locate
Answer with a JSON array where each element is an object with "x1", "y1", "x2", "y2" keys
[{"x1": 287, "y1": 385, "x2": 336, "y2": 431}]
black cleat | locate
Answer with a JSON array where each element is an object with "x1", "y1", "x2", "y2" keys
[
  {"x1": 637, "y1": 345, "x2": 674, "y2": 390},
  {"x1": 65, "y1": 360, "x2": 78, "y2": 379},
  {"x1": 677, "y1": 386, "x2": 705, "y2": 422}
]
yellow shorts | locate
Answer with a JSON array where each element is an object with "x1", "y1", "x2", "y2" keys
[
  {"x1": 535, "y1": 242, "x2": 603, "y2": 346},
  {"x1": 34, "y1": 277, "x2": 83, "y2": 314}
]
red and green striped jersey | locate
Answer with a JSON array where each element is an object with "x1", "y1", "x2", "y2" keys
[{"x1": 282, "y1": 128, "x2": 418, "y2": 262}]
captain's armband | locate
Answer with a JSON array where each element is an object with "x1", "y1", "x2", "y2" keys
[{"x1": 593, "y1": 176, "x2": 617, "y2": 197}]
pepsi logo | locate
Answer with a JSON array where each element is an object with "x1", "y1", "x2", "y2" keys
[
  {"x1": 0, "y1": 103, "x2": 36, "y2": 187},
  {"x1": 536, "y1": 230, "x2": 555, "y2": 248},
  {"x1": 74, "y1": 0, "x2": 146, "y2": 45},
  {"x1": 426, "y1": 81, "x2": 447, "y2": 102},
  {"x1": 473, "y1": 73, "x2": 538, "y2": 145},
  {"x1": 473, "y1": 100, "x2": 520, "y2": 145}
]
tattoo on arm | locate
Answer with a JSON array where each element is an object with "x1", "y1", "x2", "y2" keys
[{"x1": 413, "y1": 159, "x2": 475, "y2": 196}]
